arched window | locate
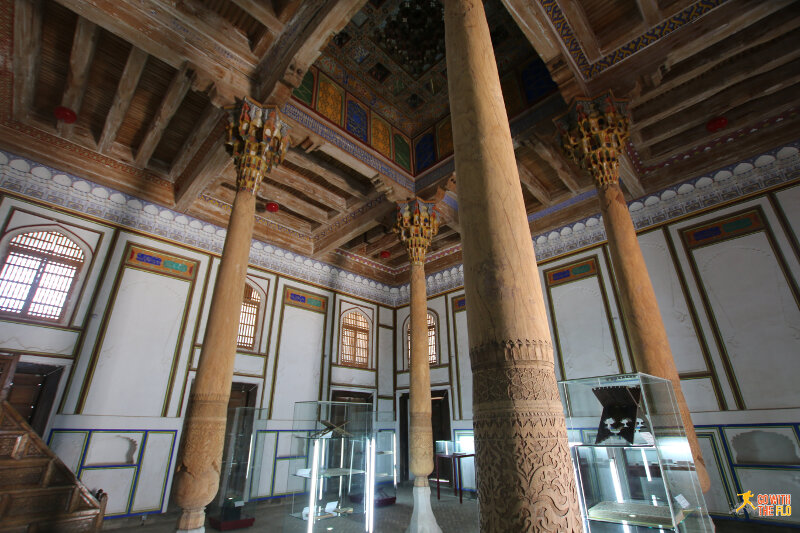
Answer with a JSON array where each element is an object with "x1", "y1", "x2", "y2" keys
[
  {"x1": 340, "y1": 310, "x2": 370, "y2": 368},
  {"x1": 0, "y1": 231, "x2": 85, "y2": 321},
  {"x1": 406, "y1": 312, "x2": 437, "y2": 366},
  {"x1": 237, "y1": 283, "x2": 261, "y2": 349}
]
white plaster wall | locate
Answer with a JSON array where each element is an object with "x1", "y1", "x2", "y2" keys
[
  {"x1": 638, "y1": 230, "x2": 708, "y2": 373},
  {"x1": 378, "y1": 326, "x2": 394, "y2": 395},
  {"x1": 776, "y1": 184, "x2": 800, "y2": 239},
  {"x1": 453, "y1": 309, "x2": 472, "y2": 420},
  {"x1": 82, "y1": 268, "x2": 190, "y2": 416},
  {"x1": 692, "y1": 231, "x2": 800, "y2": 409},
  {"x1": 0, "y1": 321, "x2": 79, "y2": 356},
  {"x1": 550, "y1": 277, "x2": 620, "y2": 379},
  {"x1": 270, "y1": 305, "x2": 326, "y2": 419}
]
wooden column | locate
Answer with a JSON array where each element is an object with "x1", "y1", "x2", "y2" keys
[
  {"x1": 395, "y1": 199, "x2": 442, "y2": 533},
  {"x1": 555, "y1": 93, "x2": 711, "y2": 492},
  {"x1": 173, "y1": 99, "x2": 289, "y2": 531},
  {"x1": 443, "y1": 1, "x2": 583, "y2": 531}
]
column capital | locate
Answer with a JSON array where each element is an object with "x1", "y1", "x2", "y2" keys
[
  {"x1": 225, "y1": 97, "x2": 290, "y2": 194},
  {"x1": 394, "y1": 198, "x2": 439, "y2": 265},
  {"x1": 554, "y1": 91, "x2": 629, "y2": 187}
]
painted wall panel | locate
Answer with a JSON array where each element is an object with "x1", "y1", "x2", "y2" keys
[
  {"x1": 378, "y1": 327, "x2": 393, "y2": 395},
  {"x1": 638, "y1": 231, "x2": 707, "y2": 372},
  {"x1": 550, "y1": 278, "x2": 620, "y2": 379},
  {"x1": 80, "y1": 467, "x2": 136, "y2": 516},
  {"x1": 330, "y1": 366, "x2": 374, "y2": 386},
  {"x1": 131, "y1": 432, "x2": 175, "y2": 512},
  {"x1": 453, "y1": 310, "x2": 472, "y2": 420},
  {"x1": 734, "y1": 468, "x2": 800, "y2": 525},
  {"x1": 251, "y1": 431, "x2": 277, "y2": 498},
  {"x1": 691, "y1": 232, "x2": 800, "y2": 409},
  {"x1": 0, "y1": 320, "x2": 79, "y2": 356},
  {"x1": 82, "y1": 268, "x2": 190, "y2": 416},
  {"x1": 680, "y1": 378, "x2": 719, "y2": 412},
  {"x1": 270, "y1": 306, "x2": 325, "y2": 419},
  {"x1": 696, "y1": 434, "x2": 733, "y2": 514},
  {"x1": 48, "y1": 430, "x2": 87, "y2": 473},
  {"x1": 234, "y1": 353, "x2": 265, "y2": 376},
  {"x1": 775, "y1": 185, "x2": 800, "y2": 237},
  {"x1": 84, "y1": 431, "x2": 144, "y2": 465}
]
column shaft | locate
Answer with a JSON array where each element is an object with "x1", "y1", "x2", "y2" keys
[
  {"x1": 173, "y1": 189, "x2": 256, "y2": 530},
  {"x1": 599, "y1": 182, "x2": 710, "y2": 491},
  {"x1": 444, "y1": 1, "x2": 582, "y2": 531},
  {"x1": 409, "y1": 262, "x2": 433, "y2": 484}
]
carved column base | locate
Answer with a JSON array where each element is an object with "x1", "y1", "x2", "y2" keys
[
  {"x1": 406, "y1": 485, "x2": 443, "y2": 533},
  {"x1": 176, "y1": 507, "x2": 205, "y2": 532}
]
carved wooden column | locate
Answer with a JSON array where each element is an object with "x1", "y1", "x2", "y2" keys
[
  {"x1": 395, "y1": 199, "x2": 442, "y2": 533},
  {"x1": 444, "y1": 1, "x2": 583, "y2": 531},
  {"x1": 554, "y1": 93, "x2": 711, "y2": 492},
  {"x1": 173, "y1": 99, "x2": 289, "y2": 531}
]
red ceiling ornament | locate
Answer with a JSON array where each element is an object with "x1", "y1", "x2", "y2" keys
[
  {"x1": 54, "y1": 106, "x2": 77, "y2": 124},
  {"x1": 265, "y1": 202, "x2": 279, "y2": 213},
  {"x1": 706, "y1": 116, "x2": 728, "y2": 133},
  {"x1": 380, "y1": 251, "x2": 391, "y2": 259}
]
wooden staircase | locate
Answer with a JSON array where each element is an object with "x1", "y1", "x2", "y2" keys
[{"x1": 0, "y1": 400, "x2": 107, "y2": 532}]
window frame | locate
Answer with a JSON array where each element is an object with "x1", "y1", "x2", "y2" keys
[
  {"x1": 404, "y1": 310, "x2": 439, "y2": 368},
  {"x1": 0, "y1": 227, "x2": 90, "y2": 325},
  {"x1": 236, "y1": 282, "x2": 263, "y2": 351},
  {"x1": 339, "y1": 309, "x2": 371, "y2": 369}
]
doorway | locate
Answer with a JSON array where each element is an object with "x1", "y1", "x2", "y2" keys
[
  {"x1": 399, "y1": 390, "x2": 451, "y2": 482},
  {"x1": 3, "y1": 358, "x2": 63, "y2": 437}
]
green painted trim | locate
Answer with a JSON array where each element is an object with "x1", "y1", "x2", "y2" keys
[
  {"x1": 267, "y1": 287, "x2": 289, "y2": 419},
  {"x1": 260, "y1": 271, "x2": 280, "y2": 410},
  {"x1": 593, "y1": 255, "x2": 626, "y2": 374},
  {"x1": 449, "y1": 292, "x2": 464, "y2": 420},
  {"x1": 177, "y1": 258, "x2": 213, "y2": 417},
  {"x1": 769, "y1": 191, "x2": 800, "y2": 269}
]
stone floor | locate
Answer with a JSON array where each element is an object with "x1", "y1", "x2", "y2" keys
[{"x1": 104, "y1": 483, "x2": 786, "y2": 532}]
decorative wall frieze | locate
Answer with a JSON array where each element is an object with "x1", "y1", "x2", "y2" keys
[{"x1": 1, "y1": 141, "x2": 798, "y2": 308}]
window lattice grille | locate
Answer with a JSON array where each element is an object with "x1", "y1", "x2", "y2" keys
[
  {"x1": 0, "y1": 231, "x2": 84, "y2": 320},
  {"x1": 407, "y1": 313, "x2": 437, "y2": 366},
  {"x1": 237, "y1": 284, "x2": 261, "y2": 349},
  {"x1": 341, "y1": 311, "x2": 369, "y2": 368}
]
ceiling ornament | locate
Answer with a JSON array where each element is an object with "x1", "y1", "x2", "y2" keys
[{"x1": 374, "y1": 0, "x2": 445, "y2": 79}]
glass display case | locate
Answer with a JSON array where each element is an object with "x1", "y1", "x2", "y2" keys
[
  {"x1": 559, "y1": 373, "x2": 714, "y2": 533},
  {"x1": 374, "y1": 411, "x2": 397, "y2": 507},
  {"x1": 207, "y1": 406, "x2": 258, "y2": 530},
  {"x1": 285, "y1": 401, "x2": 375, "y2": 532}
]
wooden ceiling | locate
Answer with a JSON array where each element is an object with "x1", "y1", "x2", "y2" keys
[{"x1": 2, "y1": 0, "x2": 799, "y2": 287}]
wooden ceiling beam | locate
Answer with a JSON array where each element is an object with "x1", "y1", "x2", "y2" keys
[
  {"x1": 12, "y1": 0, "x2": 43, "y2": 122},
  {"x1": 134, "y1": 63, "x2": 194, "y2": 168},
  {"x1": 312, "y1": 196, "x2": 395, "y2": 257},
  {"x1": 259, "y1": 181, "x2": 329, "y2": 223},
  {"x1": 618, "y1": 152, "x2": 646, "y2": 199},
  {"x1": 526, "y1": 135, "x2": 586, "y2": 194},
  {"x1": 632, "y1": 31, "x2": 800, "y2": 131},
  {"x1": 97, "y1": 47, "x2": 148, "y2": 153},
  {"x1": 636, "y1": 0, "x2": 662, "y2": 27},
  {"x1": 231, "y1": 0, "x2": 284, "y2": 34},
  {"x1": 365, "y1": 231, "x2": 400, "y2": 257},
  {"x1": 644, "y1": 80, "x2": 800, "y2": 163},
  {"x1": 516, "y1": 160, "x2": 553, "y2": 207},
  {"x1": 637, "y1": 58, "x2": 800, "y2": 152},
  {"x1": 649, "y1": 0, "x2": 792, "y2": 94},
  {"x1": 168, "y1": 0, "x2": 256, "y2": 61},
  {"x1": 500, "y1": 0, "x2": 561, "y2": 62},
  {"x1": 53, "y1": 0, "x2": 251, "y2": 95},
  {"x1": 284, "y1": 148, "x2": 369, "y2": 199},
  {"x1": 58, "y1": 17, "x2": 99, "y2": 139},
  {"x1": 556, "y1": 1, "x2": 602, "y2": 62},
  {"x1": 257, "y1": 0, "x2": 367, "y2": 103},
  {"x1": 169, "y1": 104, "x2": 226, "y2": 180},
  {"x1": 268, "y1": 165, "x2": 348, "y2": 212},
  {"x1": 174, "y1": 139, "x2": 230, "y2": 212}
]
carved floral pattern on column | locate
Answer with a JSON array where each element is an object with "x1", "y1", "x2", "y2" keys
[
  {"x1": 470, "y1": 340, "x2": 583, "y2": 532},
  {"x1": 225, "y1": 97, "x2": 290, "y2": 194},
  {"x1": 554, "y1": 92, "x2": 629, "y2": 187}
]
